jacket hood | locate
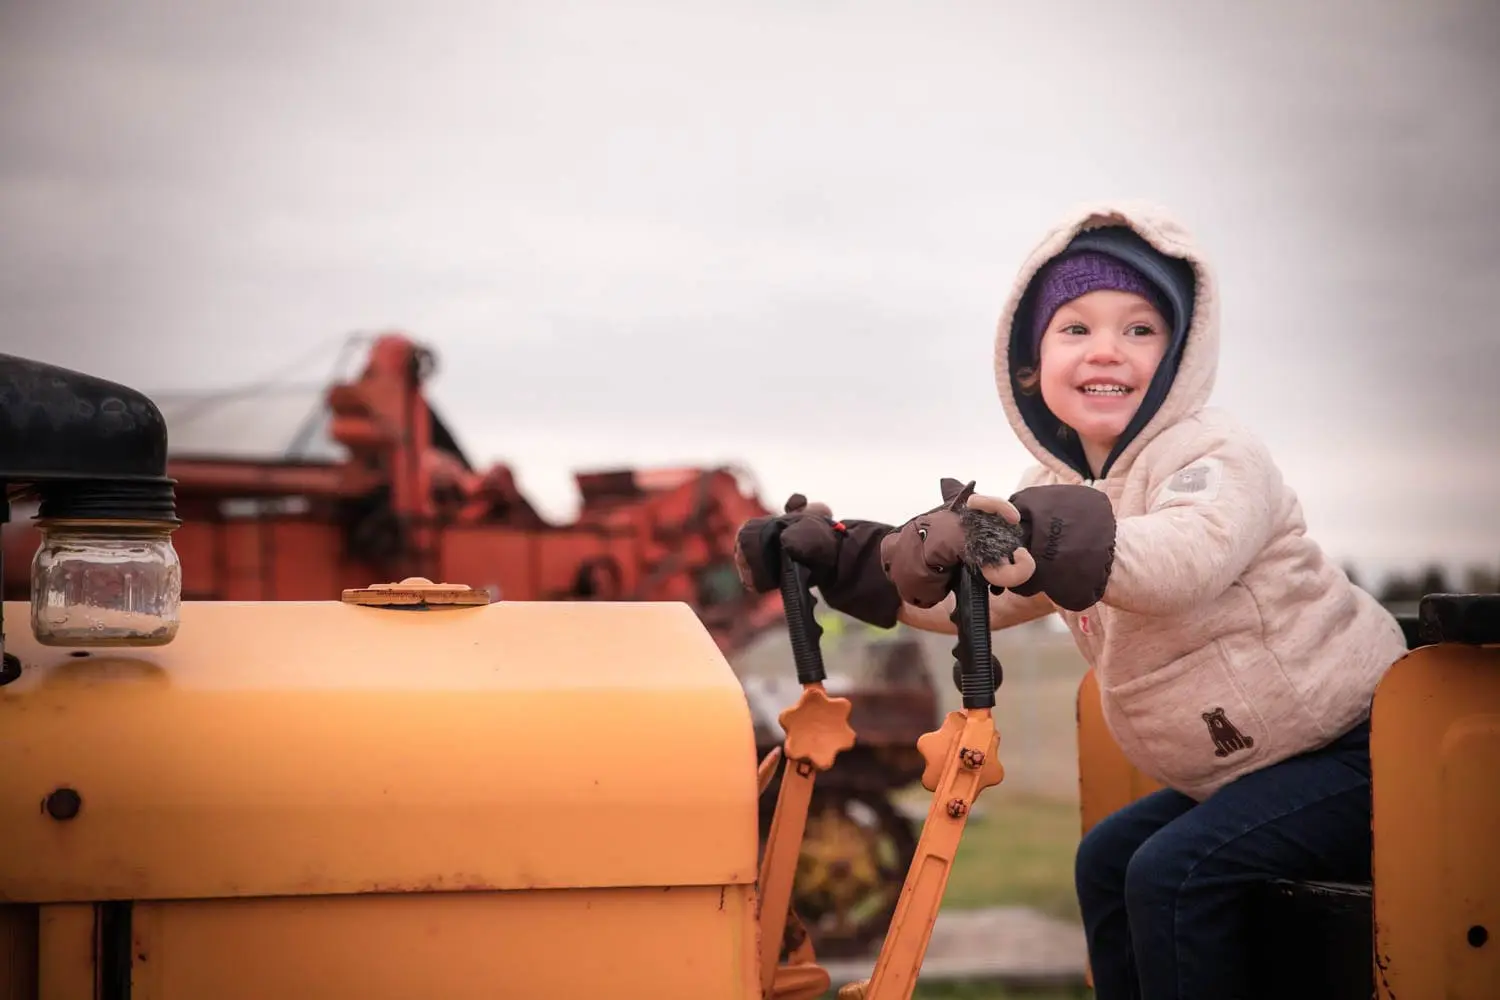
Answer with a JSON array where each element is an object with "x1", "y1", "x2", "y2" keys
[{"x1": 994, "y1": 201, "x2": 1219, "y2": 482}]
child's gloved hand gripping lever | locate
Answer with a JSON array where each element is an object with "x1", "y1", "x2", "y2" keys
[{"x1": 757, "y1": 551, "x2": 856, "y2": 999}]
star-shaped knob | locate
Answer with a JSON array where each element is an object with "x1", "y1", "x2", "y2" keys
[
  {"x1": 917, "y1": 711, "x2": 1004, "y2": 793},
  {"x1": 778, "y1": 686, "x2": 857, "y2": 770}
]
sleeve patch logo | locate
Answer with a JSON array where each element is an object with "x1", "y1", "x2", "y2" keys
[{"x1": 1154, "y1": 456, "x2": 1223, "y2": 506}]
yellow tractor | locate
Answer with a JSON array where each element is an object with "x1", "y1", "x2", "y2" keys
[
  {"x1": 0, "y1": 351, "x2": 1006, "y2": 999},
  {"x1": 0, "y1": 348, "x2": 1495, "y2": 999}
]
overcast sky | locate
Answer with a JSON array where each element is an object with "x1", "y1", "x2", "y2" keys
[{"x1": 2, "y1": 0, "x2": 1497, "y2": 586}]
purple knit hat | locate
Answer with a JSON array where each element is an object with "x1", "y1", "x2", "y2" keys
[{"x1": 1029, "y1": 251, "x2": 1172, "y2": 357}]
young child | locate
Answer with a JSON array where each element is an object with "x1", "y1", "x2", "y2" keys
[{"x1": 733, "y1": 201, "x2": 1410, "y2": 1000}]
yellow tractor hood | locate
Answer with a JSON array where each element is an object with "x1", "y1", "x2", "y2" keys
[{"x1": 0, "y1": 597, "x2": 761, "y2": 904}]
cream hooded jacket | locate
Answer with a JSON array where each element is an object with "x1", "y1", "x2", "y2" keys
[{"x1": 975, "y1": 202, "x2": 1408, "y2": 801}]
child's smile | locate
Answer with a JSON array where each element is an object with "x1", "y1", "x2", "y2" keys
[{"x1": 1078, "y1": 376, "x2": 1136, "y2": 397}]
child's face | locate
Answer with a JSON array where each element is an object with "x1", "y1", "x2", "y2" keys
[{"x1": 1037, "y1": 289, "x2": 1170, "y2": 471}]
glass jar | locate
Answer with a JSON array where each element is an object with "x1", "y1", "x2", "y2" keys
[{"x1": 30, "y1": 519, "x2": 182, "y2": 646}]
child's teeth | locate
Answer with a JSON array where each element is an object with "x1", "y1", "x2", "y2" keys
[{"x1": 1083, "y1": 385, "x2": 1129, "y2": 394}]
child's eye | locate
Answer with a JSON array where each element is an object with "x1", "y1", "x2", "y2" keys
[
  {"x1": 1061, "y1": 323, "x2": 1088, "y2": 336},
  {"x1": 1127, "y1": 323, "x2": 1156, "y2": 336}
]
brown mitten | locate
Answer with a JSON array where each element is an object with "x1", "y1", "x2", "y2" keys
[
  {"x1": 1004, "y1": 484, "x2": 1117, "y2": 611},
  {"x1": 734, "y1": 494, "x2": 904, "y2": 628}
]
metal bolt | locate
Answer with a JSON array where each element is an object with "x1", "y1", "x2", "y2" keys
[
  {"x1": 946, "y1": 798, "x2": 967, "y2": 819},
  {"x1": 959, "y1": 748, "x2": 985, "y2": 769},
  {"x1": 44, "y1": 787, "x2": 81, "y2": 821}
]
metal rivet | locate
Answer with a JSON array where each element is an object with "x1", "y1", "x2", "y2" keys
[{"x1": 44, "y1": 787, "x2": 81, "y2": 821}]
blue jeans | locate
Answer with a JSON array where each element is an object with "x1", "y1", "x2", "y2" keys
[{"x1": 1075, "y1": 720, "x2": 1372, "y2": 1000}]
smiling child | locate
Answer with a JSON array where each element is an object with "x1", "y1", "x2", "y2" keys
[{"x1": 732, "y1": 201, "x2": 1409, "y2": 1000}]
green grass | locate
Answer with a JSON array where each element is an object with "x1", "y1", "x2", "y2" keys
[
  {"x1": 801, "y1": 787, "x2": 1093, "y2": 999},
  {"x1": 818, "y1": 787, "x2": 1093, "y2": 1000},
  {"x1": 897, "y1": 783, "x2": 1084, "y2": 923}
]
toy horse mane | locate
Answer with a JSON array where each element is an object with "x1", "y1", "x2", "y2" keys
[{"x1": 938, "y1": 477, "x2": 1027, "y2": 570}]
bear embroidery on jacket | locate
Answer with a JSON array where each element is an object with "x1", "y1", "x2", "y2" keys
[
  {"x1": 1171, "y1": 465, "x2": 1210, "y2": 492},
  {"x1": 1202, "y1": 707, "x2": 1255, "y2": 758},
  {"x1": 1154, "y1": 455, "x2": 1224, "y2": 506}
]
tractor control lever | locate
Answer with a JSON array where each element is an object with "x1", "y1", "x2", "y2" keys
[
  {"x1": 953, "y1": 562, "x2": 997, "y2": 709},
  {"x1": 755, "y1": 551, "x2": 856, "y2": 1000},
  {"x1": 780, "y1": 555, "x2": 826, "y2": 686},
  {"x1": 840, "y1": 491, "x2": 1008, "y2": 1000}
]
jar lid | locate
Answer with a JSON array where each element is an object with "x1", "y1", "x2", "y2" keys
[{"x1": 340, "y1": 577, "x2": 491, "y2": 608}]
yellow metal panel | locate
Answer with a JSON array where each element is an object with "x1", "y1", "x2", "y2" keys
[
  {"x1": 38, "y1": 904, "x2": 93, "y2": 1000},
  {"x1": 1371, "y1": 644, "x2": 1500, "y2": 999},
  {"x1": 0, "y1": 600, "x2": 760, "y2": 902},
  {"x1": 129, "y1": 884, "x2": 759, "y2": 1000},
  {"x1": 1076, "y1": 667, "x2": 1163, "y2": 992},
  {"x1": 1077, "y1": 668, "x2": 1162, "y2": 835}
]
